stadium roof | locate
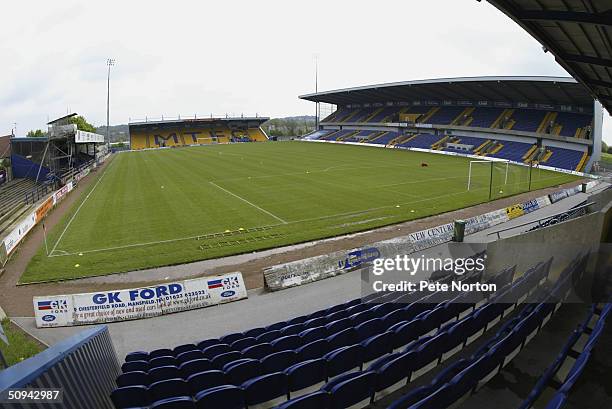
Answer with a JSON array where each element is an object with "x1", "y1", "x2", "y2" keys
[
  {"x1": 299, "y1": 76, "x2": 594, "y2": 107},
  {"x1": 487, "y1": 0, "x2": 612, "y2": 114},
  {"x1": 129, "y1": 116, "x2": 270, "y2": 128}
]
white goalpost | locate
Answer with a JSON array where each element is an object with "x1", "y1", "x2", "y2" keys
[{"x1": 467, "y1": 159, "x2": 510, "y2": 191}]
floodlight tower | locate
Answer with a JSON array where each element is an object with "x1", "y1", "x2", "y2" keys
[{"x1": 106, "y1": 58, "x2": 115, "y2": 151}]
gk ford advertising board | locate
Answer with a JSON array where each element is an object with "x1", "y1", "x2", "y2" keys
[{"x1": 34, "y1": 272, "x2": 247, "y2": 328}]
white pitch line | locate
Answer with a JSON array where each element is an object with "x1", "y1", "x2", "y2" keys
[
  {"x1": 209, "y1": 181, "x2": 288, "y2": 224},
  {"x1": 49, "y1": 160, "x2": 114, "y2": 256}
]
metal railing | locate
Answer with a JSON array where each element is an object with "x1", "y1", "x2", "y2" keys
[
  {"x1": 487, "y1": 201, "x2": 594, "y2": 239},
  {"x1": 24, "y1": 182, "x2": 55, "y2": 205}
]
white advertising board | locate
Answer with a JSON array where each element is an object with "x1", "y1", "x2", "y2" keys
[{"x1": 34, "y1": 272, "x2": 247, "y2": 328}]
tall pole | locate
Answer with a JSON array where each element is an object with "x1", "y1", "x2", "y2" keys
[
  {"x1": 315, "y1": 55, "x2": 319, "y2": 130},
  {"x1": 106, "y1": 58, "x2": 115, "y2": 152}
]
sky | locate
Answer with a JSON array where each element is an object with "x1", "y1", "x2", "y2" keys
[{"x1": 0, "y1": 0, "x2": 610, "y2": 144}]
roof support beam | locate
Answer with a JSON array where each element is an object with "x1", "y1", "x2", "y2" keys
[
  {"x1": 519, "y1": 10, "x2": 612, "y2": 27},
  {"x1": 558, "y1": 54, "x2": 612, "y2": 68},
  {"x1": 587, "y1": 79, "x2": 612, "y2": 89}
]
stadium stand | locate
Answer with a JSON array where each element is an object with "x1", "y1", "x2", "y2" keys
[
  {"x1": 108, "y1": 251, "x2": 606, "y2": 409},
  {"x1": 544, "y1": 147, "x2": 585, "y2": 171}
]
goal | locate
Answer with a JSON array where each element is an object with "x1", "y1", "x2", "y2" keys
[{"x1": 466, "y1": 159, "x2": 510, "y2": 191}]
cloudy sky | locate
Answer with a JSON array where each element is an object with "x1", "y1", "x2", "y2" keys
[{"x1": 1, "y1": 0, "x2": 610, "y2": 144}]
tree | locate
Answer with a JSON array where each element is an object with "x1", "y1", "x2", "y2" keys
[
  {"x1": 26, "y1": 129, "x2": 47, "y2": 138},
  {"x1": 69, "y1": 115, "x2": 96, "y2": 133},
  {"x1": 602, "y1": 141, "x2": 608, "y2": 153}
]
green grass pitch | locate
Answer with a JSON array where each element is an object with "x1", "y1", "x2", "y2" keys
[{"x1": 21, "y1": 141, "x2": 579, "y2": 283}]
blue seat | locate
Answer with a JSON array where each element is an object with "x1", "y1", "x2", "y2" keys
[
  {"x1": 220, "y1": 332, "x2": 245, "y2": 345},
  {"x1": 297, "y1": 339, "x2": 329, "y2": 361},
  {"x1": 306, "y1": 308, "x2": 327, "y2": 321},
  {"x1": 173, "y1": 344, "x2": 198, "y2": 356},
  {"x1": 122, "y1": 360, "x2": 149, "y2": 373},
  {"x1": 151, "y1": 396, "x2": 196, "y2": 409},
  {"x1": 349, "y1": 309, "x2": 378, "y2": 326},
  {"x1": 325, "y1": 318, "x2": 352, "y2": 334},
  {"x1": 149, "y1": 366, "x2": 181, "y2": 383},
  {"x1": 231, "y1": 337, "x2": 258, "y2": 351},
  {"x1": 281, "y1": 323, "x2": 305, "y2": 336},
  {"x1": 242, "y1": 343, "x2": 273, "y2": 360},
  {"x1": 186, "y1": 370, "x2": 228, "y2": 395},
  {"x1": 125, "y1": 351, "x2": 148, "y2": 362},
  {"x1": 324, "y1": 371, "x2": 375, "y2": 409},
  {"x1": 226, "y1": 358, "x2": 263, "y2": 385},
  {"x1": 324, "y1": 344, "x2": 364, "y2": 377},
  {"x1": 197, "y1": 339, "x2": 220, "y2": 350},
  {"x1": 382, "y1": 309, "x2": 409, "y2": 330},
  {"x1": 150, "y1": 356, "x2": 178, "y2": 369},
  {"x1": 180, "y1": 358, "x2": 214, "y2": 378},
  {"x1": 211, "y1": 351, "x2": 242, "y2": 369},
  {"x1": 285, "y1": 358, "x2": 327, "y2": 397},
  {"x1": 345, "y1": 303, "x2": 370, "y2": 317},
  {"x1": 194, "y1": 385, "x2": 245, "y2": 409},
  {"x1": 150, "y1": 348, "x2": 175, "y2": 359},
  {"x1": 355, "y1": 318, "x2": 384, "y2": 342},
  {"x1": 256, "y1": 330, "x2": 281, "y2": 343},
  {"x1": 272, "y1": 335, "x2": 303, "y2": 352},
  {"x1": 243, "y1": 327, "x2": 266, "y2": 338},
  {"x1": 372, "y1": 351, "x2": 413, "y2": 398},
  {"x1": 111, "y1": 385, "x2": 150, "y2": 409},
  {"x1": 176, "y1": 350, "x2": 205, "y2": 365},
  {"x1": 261, "y1": 350, "x2": 298, "y2": 373},
  {"x1": 242, "y1": 372, "x2": 289, "y2": 407},
  {"x1": 117, "y1": 371, "x2": 150, "y2": 387},
  {"x1": 202, "y1": 344, "x2": 232, "y2": 360},
  {"x1": 391, "y1": 319, "x2": 422, "y2": 350},
  {"x1": 406, "y1": 383, "x2": 457, "y2": 409},
  {"x1": 266, "y1": 321, "x2": 287, "y2": 331},
  {"x1": 299, "y1": 326, "x2": 328, "y2": 344},
  {"x1": 325, "y1": 309, "x2": 348, "y2": 323},
  {"x1": 430, "y1": 358, "x2": 470, "y2": 386},
  {"x1": 149, "y1": 378, "x2": 190, "y2": 401},
  {"x1": 326, "y1": 328, "x2": 358, "y2": 351},
  {"x1": 287, "y1": 315, "x2": 308, "y2": 326},
  {"x1": 303, "y1": 317, "x2": 327, "y2": 330},
  {"x1": 275, "y1": 391, "x2": 330, "y2": 409},
  {"x1": 361, "y1": 331, "x2": 393, "y2": 364}
]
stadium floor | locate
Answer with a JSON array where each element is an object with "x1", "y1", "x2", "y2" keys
[{"x1": 20, "y1": 142, "x2": 578, "y2": 283}]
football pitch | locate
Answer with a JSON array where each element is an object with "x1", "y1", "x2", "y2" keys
[{"x1": 21, "y1": 141, "x2": 579, "y2": 283}]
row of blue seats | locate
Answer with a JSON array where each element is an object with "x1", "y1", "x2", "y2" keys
[
  {"x1": 112, "y1": 262, "x2": 534, "y2": 409},
  {"x1": 273, "y1": 260, "x2": 553, "y2": 409},
  {"x1": 522, "y1": 303, "x2": 612, "y2": 409},
  {"x1": 388, "y1": 255, "x2": 586, "y2": 408}
]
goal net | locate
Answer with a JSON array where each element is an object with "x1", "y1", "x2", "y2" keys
[{"x1": 468, "y1": 159, "x2": 538, "y2": 199}]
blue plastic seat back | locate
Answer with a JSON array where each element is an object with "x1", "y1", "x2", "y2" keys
[
  {"x1": 328, "y1": 371, "x2": 375, "y2": 409},
  {"x1": 150, "y1": 356, "x2": 179, "y2": 369},
  {"x1": 197, "y1": 339, "x2": 220, "y2": 351},
  {"x1": 261, "y1": 350, "x2": 298, "y2": 373},
  {"x1": 111, "y1": 385, "x2": 150, "y2": 409},
  {"x1": 117, "y1": 371, "x2": 150, "y2": 387},
  {"x1": 242, "y1": 372, "x2": 289, "y2": 405},
  {"x1": 243, "y1": 327, "x2": 266, "y2": 338},
  {"x1": 122, "y1": 360, "x2": 149, "y2": 374},
  {"x1": 176, "y1": 350, "x2": 205, "y2": 365},
  {"x1": 325, "y1": 317, "x2": 352, "y2": 334},
  {"x1": 202, "y1": 343, "x2": 232, "y2": 360},
  {"x1": 326, "y1": 328, "x2": 358, "y2": 350},
  {"x1": 220, "y1": 332, "x2": 245, "y2": 345},
  {"x1": 186, "y1": 370, "x2": 228, "y2": 395},
  {"x1": 149, "y1": 366, "x2": 181, "y2": 383},
  {"x1": 355, "y1": 318, "x2": 384, "y2": 342},
  {"x1": 149, "y1": 378, "x2": 190, "y2": 402},
  {"x1": 212, "y1": 351, "x2": 242, "y2": 370},
  {"x1": 272, "y1": 335, "x2": 303, "y2": 352},
  {"x1": 361, "y1": 331, "x2": 393, "y2": 362},
  {"x1": 324, "y1": 344, "x2": 364, "y2": 377},
  {"x1": 285, "y1": 358, "x2": 327, "y2": 392},
  {"x1": 299, "y1": 326, "x2": 328, "y2": 344},
  {"x1": 151, "y1": 395, "x2": 196, "y2": 409},
  {"x1": 242, "y1": 343, "x2": 274, "y2": 360},
  {"x1": 391, "y1": 319, "x2": 422, "y2": 350},
  {"x1": 231, "y1": 337, "x2": 258, "y2": 351},
  {"x1": 280, "y1": 323, "x2": 306, "y2": 336},
  {"x1": 226, "y1": 359, "x2": 264, "y2": 385},
  {"x1": 194, "y1": 385, "x2": 245, "y2": 409},
  {"x1": 387, "y1": 385, "x2": 433, "y2": 409},
  {"x1": 303, "y1": 317, "x2": 327, "y2": 330},
  {"x1": 297, "y1": 339, "x2": 330, "y2": 361},
  {"x1": 173, "y1": 344, "x2": 198, "y2": 356},
  {"x1": 374, "y1": 352, "x2": 413, "y2": 391},
  {"x1": 180, "y1": 358, "x2": 214, "y2": 378},
  {"x1": 256, "y1": 329, "x2": 281, "y2": 344},
  {"x1": 125, "y1": 351, "x2": 148, "y2": 362}
]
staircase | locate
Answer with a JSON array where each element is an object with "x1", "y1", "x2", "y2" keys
[
  {"x1": 575, "y1": 152, "x2": 589, "y2": 171},
  {"x1": 337, "y1": 130, "x2": 360, "y2": 141},
  {"x1": 491, "y1": 109, "x2": 514, "y2": 129},
  {"x1": 387, "y1": 134, "x2": 413, "y2": 147},
  {"x1": 522, "y1": 144, "x2": 538, "y2": 162},
  {"x1": 451, "y1": 107, "x2": 475, "y2": 126},
  {"x1": 431, "y1": 135, "x2": 450, "y2": 150},
  {"x1": 418, "y1": 107, "x2": 440, "y2": 124},
  {"x1": 536, "y1": 112, "x2": 558, "y2": 134},
  {"x1": 474, "y1": 140, "x2": 492, "y2": 155},
  {"x1": 362, "y1": 108, "x2": 384, "y2": 123},
  {"x1": 340, "y1": 110, "x2": 360, "y2": 123}
]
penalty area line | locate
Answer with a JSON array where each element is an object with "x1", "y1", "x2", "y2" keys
[{"x1": 209, "y1": 181, "x2": 288, "y2": 224}]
